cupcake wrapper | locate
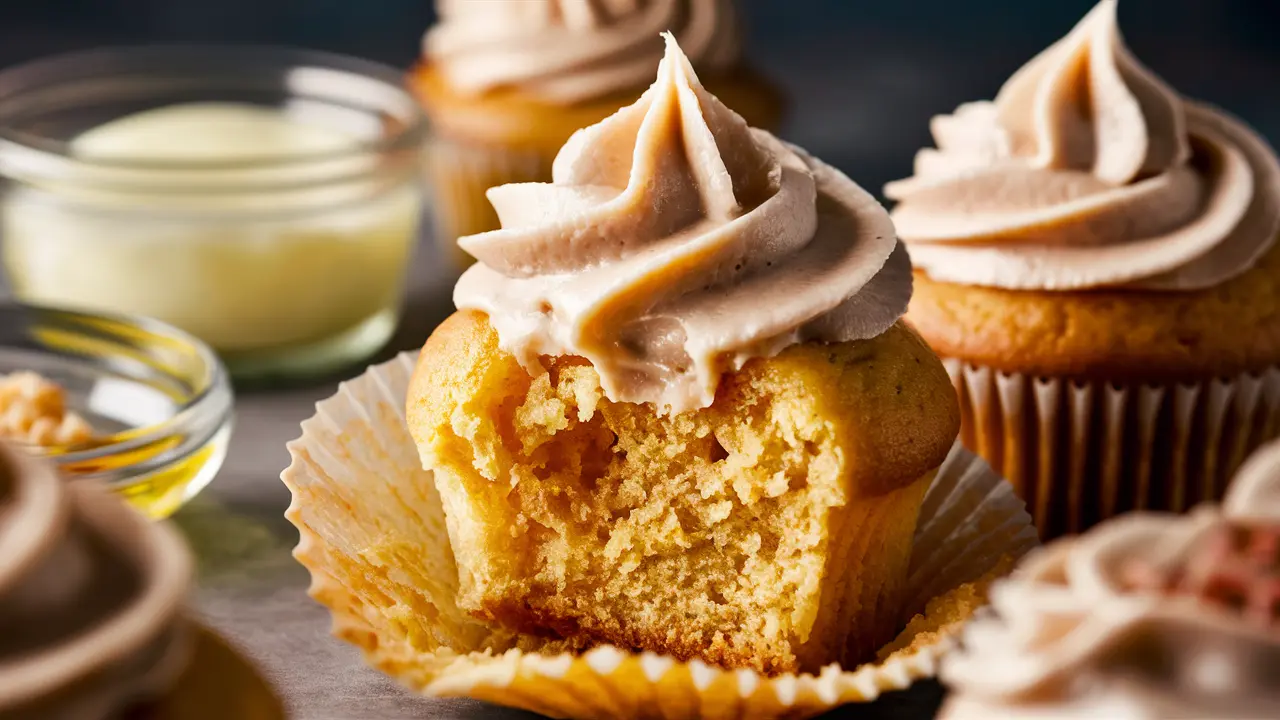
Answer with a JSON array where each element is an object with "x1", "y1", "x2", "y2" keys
[
  {"x1": 282, "y1": 352, "x2": 1037, "y2": 720},
  {"x1": 945, "y1": 359, "x2": 1280, "y2": 539},
  {"x1": 423, "y1": 137, "x2": 552, "y2": 269}
]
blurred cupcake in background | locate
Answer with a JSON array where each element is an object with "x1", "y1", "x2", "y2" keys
[
  {"x1": 0, "y1": 439, "x2": 193, "y2": 718},
  {"x1": 410, "y1": 0, "x2": 785, "y2": 269},
  {"x1": 939, "y1": 436, "x2": 1280, "y2": 720},
  {"x1": 885, "y1": 0, "x2": 1280, "y2": 538}
]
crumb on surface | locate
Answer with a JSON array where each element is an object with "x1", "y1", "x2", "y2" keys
[
  {"x1": 0, "y1": 371, "x2": 97, "y2": 447},
  {"x1": 877, "y1": 556, "x2": 1015, "y2": 662}
]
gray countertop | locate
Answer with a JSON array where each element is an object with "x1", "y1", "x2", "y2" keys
[{"x1": 176, "y1": 239, "x2": 946, "y2": 719}]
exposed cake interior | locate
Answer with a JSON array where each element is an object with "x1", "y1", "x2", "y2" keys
[{"x1": 413, "y1": 312, "x2": 957, "y2": 673}]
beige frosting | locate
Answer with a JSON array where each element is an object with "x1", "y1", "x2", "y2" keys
[
  {"x1": 940, "y1": 439, "x2": 1280, "y2": 720},
  {"x1": 0, "y1": 443, "x2": 192, "y2": 718},
  {"x1": 424, "y1": 0, "x2": 740, "y2": 104},
  {"x1": 454, "y1": 34, "x2": 908, "y2": 414},
  {"x1": 885, "y1": 0, "x2": 1280, "y2": 291}
]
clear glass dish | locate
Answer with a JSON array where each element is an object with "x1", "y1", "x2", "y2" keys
[
  {"x1": 0, "y1": 46, "x2": 429, "y2": 383},
  {"x1": 0, "y1": 303, "x2": 233, "y2": 518}
]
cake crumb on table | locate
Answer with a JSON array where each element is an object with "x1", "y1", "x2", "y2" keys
[{"x1": 0, "y1": 371, "x2": 97, "y2": 447}]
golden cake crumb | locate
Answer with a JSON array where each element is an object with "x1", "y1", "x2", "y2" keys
[
  {"x1": 409, "y1": 311, "x2": 961, "y2": 674},
  {"x1": 877, "y1": 556, "x2": 1014, "y2": 661},
  {"x1": 0, "y1": 372, "x2": 96, "y2": 447}
]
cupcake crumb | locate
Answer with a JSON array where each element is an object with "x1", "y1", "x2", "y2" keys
[
  {"x1": 877, "y1": 556, "x2": 1014, "y2": 661},
  {"x1": 0, "y1": 371, "x2": 97, "y2": 447}
]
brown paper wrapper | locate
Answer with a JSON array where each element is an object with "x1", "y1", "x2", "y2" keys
[
  {"x1": 945, "y1": 359, "x2": 1280, "y2": 539},
  {"x1": 282, "y1": 353, "x2": 1037, "y2": 719},
  {"x1": 423, "y1": 137, "x2": 551, "y2": 271}
]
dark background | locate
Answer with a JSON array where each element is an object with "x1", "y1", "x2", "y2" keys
[{"x1": 1, "y1": 0, "x2": 1277, "y2": 193}]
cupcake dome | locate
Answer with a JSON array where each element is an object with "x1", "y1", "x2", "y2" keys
[{"x1": 886, "y1": 0, "x2": 1280, "y2": 537}]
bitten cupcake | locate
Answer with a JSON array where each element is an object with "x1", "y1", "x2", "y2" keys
[
  {"x1": 410, "y1": 0, "x2": 784, "y2": 268},
  {"x1": 886, "y1": 0, "x2": 1280, "y2": 538},
  {"x1": 408, "y1": 35, "x2": 959, "y2": 674},
  {"x1": 939, "y1": 437, "x2": 1280, "y2": 720}
]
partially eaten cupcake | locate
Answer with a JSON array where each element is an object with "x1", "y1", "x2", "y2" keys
[
  {"x1": 940, "y1": 438, "x2": 1280, "y2": 719},
  {"x1": 408, "y1": 35, "x2": 959, "y2": 674}
]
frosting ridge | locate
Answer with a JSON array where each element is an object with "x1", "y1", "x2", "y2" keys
[
  {"x1": 886, "y1": 0, "x2": 1280, "y2": 291},
  {"x1": 425, "y1": 0, "x2": 740, "y2": 104},
  {"x1": 940, "y1": 438, "x2": 1280, "y2": 719},
  {"x1": 454, "y1": 34, "x2": 908, "y2": 413}
]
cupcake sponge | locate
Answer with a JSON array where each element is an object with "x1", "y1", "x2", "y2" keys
[
  {"x1": 907, "y1": 233, "x2": 1280, "y2": 383},
  {"x1": 408, "y1": 311, "x2": 959, "y2": 674}
]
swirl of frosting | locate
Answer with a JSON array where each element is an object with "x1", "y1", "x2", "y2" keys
[
  {"x1": 940, "y1": 438, "x2": 1280, "y2": 720},
  {"x1": 885, "y1": 0, "x2": 1280, "y2": 291},
  {"x1": 0, "y1": 442, "x2": 192, "y2": 717},
  {"x1": 454, "y1": 34, "x2": 909, "y2": 413},
  {"x1": 424, "y1": 0, "x2": 740, "y2": 104}
]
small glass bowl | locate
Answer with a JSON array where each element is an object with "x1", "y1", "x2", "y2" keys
[
  {"x1": 0, "y1": 46, "x2": 429, "y2": 383},
  {"x1": 0, "y1": 303, "x2": 233, "y2": 518}
]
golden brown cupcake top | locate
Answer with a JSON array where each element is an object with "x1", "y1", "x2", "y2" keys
[
  {"x1": 887, "y1": 0, "x2": 1280, "y2": 293},
  {"x1": 454, "y1": 35, "x2": 910, "y2": 414},
  {"x1": 424, "y1": 0, "x2": 740, "y2": 104},
  {"x1": 940, "y1": 438, "x2": 1280, "y2": 720}
]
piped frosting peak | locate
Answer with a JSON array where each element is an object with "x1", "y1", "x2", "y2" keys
[
  {"x1": 454, "y1": 34, "x2": 909, "y2": 413},
  {"x1": 887, "y1": 0, "x2": 1280, "y2": 292},
  {"x1": 995, "y1": 0, "x2": 1189, "y2": 185}
]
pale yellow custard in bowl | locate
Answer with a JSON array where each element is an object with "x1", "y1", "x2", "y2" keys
[{"x1": 0, "y1": 46, "x2": 429, "y2": 382}]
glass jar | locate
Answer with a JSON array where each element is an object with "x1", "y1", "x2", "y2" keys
[{"x1": 0, "y1": 46, "x2": 428, "y2": 382}]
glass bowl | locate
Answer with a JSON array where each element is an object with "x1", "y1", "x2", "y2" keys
[
  {"x1": 0, "y1": 46, "x2": 429, "y2": 383},
  {"x1": 0, "y1": 302, "x2": 233, "y2": 518}
]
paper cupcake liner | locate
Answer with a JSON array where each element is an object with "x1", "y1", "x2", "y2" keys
[
  {"x1": 282, "y1": 352, "x2": 1038, "y2": 720},
  {"x1": 945, "y1": 359, "x2": 1280, "y2": 540},
  {"x1": 423, "y1": 137, "x2": 552, "y2": 270}
]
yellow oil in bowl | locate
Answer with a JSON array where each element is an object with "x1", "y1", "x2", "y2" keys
[{"x1": 0, "y1": 304, "x2": 233, "y2": 518}]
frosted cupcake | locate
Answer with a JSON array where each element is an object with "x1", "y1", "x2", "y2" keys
[
  {"x1": 408, "y1": 35, "x2": 959, "y2": 674},
  {"x1": 411, "y1": 0, "x2": 783, "y2": 268},
  {"x1": 0, "y1": 441, "x2": 192, "y2": 718},
  {"x1": 886, "y1": 0, "x2": 1280, "y2": 538},
  {"x1": 940, "y1": 437, "x2": 1280, "y2": 719}
]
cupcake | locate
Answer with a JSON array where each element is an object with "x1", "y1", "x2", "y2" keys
[
  {"x1": 885, "y1": 0, "x2": 1280, "y2": 538},
  {"x1": 411, "y1": 0, "x2": 784, "y2": 269},
  {"x1": 407, "y1": 35, "x2": 959, "y2": 675},
  {"x1": 939, "y1": 437, "x2": 1280, "y2": 720},
  {"x1": 0, "y1": 440, "x2": 192, "y2": 718}
]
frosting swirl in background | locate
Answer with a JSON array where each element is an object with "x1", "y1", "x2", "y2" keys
[
  {"x1": 0, "y1": 443, "x2": 192, "y2": 717},
  {"x1": 454, "y1": 34, "x2": 909, "y2": 414},
  {"x1": 940, "y1": 438, "x2": 1280, "y2": 720},
  {"x1": 425, "y1": 0, "x2": 741, "y2": 104},
  {"x1": 885, "y1": 0, "x2": 1280, "y2": 292}
]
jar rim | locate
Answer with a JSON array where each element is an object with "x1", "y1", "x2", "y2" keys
[{"x1": 0, "y1": 44, "x2": 429, "y2": 187}]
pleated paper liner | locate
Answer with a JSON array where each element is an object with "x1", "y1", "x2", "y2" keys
[
  {"x1": 283, "y1": 352, "x2": 1038, "y2": 720},
  {"x1": 944, "y1": 359, "x2": 1280, "y2": 540},
  {"x1": 423, "y1": 136, "x2": 551, "y2": 271}
]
